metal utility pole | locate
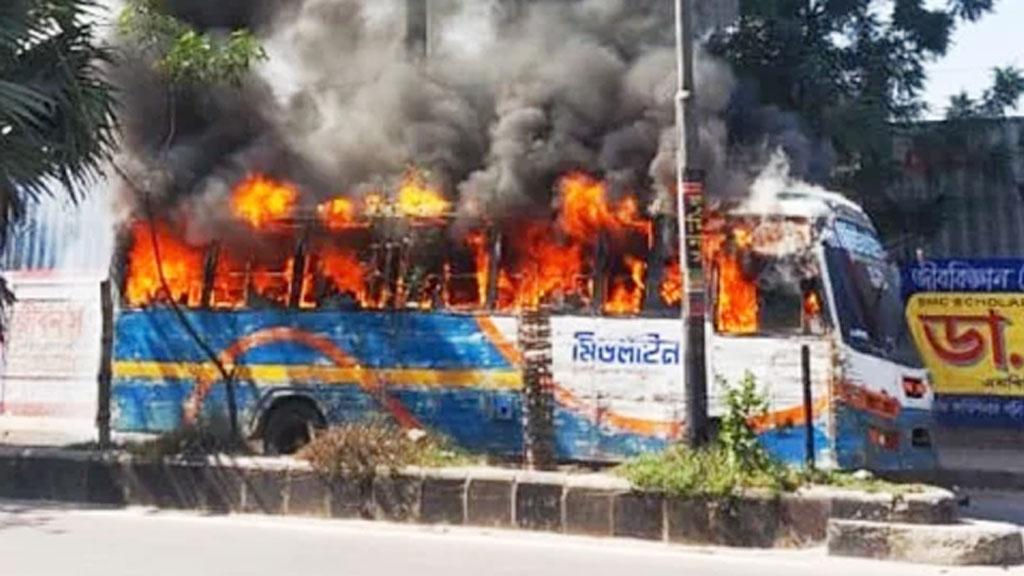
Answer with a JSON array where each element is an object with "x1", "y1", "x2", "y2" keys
[
  {"x1": 406, "y1": 0, "x2": 429, "y2": 60},
  {"x1": 675, "y1": 0, "x2": 709, "y2": 447}
]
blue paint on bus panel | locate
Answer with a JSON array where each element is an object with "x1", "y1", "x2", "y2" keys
[
  {"x1": 114, "y1": 308, "x2": 924, "y2": 466},
  {"x1": 834, "y1": 405, "x2": 936, "y2": 471},
  {"x1": 114, "y1": 310, "x2": 512, "y2": 369},
  {"x1": 758, "y1": 423, "x2": 831, "y2": 465}
]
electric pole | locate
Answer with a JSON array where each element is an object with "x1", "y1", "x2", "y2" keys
[
  {"x1": 675, "y1": 0, "x2": 709, "y2": 447},
  {"x1": 406, "y1": 0, "x2": 429, "y2": 60}
]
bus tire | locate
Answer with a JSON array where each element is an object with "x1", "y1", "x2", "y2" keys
[{"x1": 261, "y1": 399, "x2": 326, "y2": 456}]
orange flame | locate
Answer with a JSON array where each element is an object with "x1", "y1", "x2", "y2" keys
[
  {"x1": 715, "y1": 251, "x2": 758, "y2": 334},
  {"x1": 125, "y1": 221, "x2": 205, "y2": 308},
  {"x1": 127, "y1": 169, "x2": 673, "y2": 317},
  {"x1": 319, "y1": 248, "x2": 368, "y2": 306},
  {"x1": 496, "y1": 172, "x2": 654, "y2": 313},
  {"x1": 605, "y1": 255, "x2": 646, "y2": 316},
  {"x1": 733, "y1": 227, "x2": 753, "y2": 249},
  {"x1": 660, "y1": 259, "x2": 682, "y2": 307},
  {"x1": 467, "y1": 230, "x2": 489, "y2": 307},
  {"x1": 250, "y1": 258, "x2": 293, "y2": 307},
  {"x1": 231, "y1": 173, "x2": 299, "y2": 228},
  {"x1": 499, "y1": 223, "x2": 586, "y2": 311},
  {"x1": 397, "y1": 172, "x2": 450, "y2": 218},
  {"x1": 560, "y1": 172, "x2": 617, "y2": 240},
  {"x1": 803, "y1": 290, "x2": 821, "y2": 318},
  {"x1": 318, "y1": 197, "x2": 359, "y2": 230},
  {"x1": 210, "y1": 251, "x2": 246, "y2": 309}
]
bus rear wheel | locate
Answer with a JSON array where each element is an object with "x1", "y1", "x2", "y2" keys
[{"x1": 261, "y1": 400, "x2": 326, "y2": 455}]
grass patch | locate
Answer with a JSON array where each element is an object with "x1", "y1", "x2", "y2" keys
[
  {"x1": 297, "y1": 422, "x2": 481, "y2": 481},
  {"x1": 619, "y1": 372, "x2": 928, "y2": 498},
  {"x1": 618, "y1": 445, "x2": 799, "y2": 497},
  {"x1": 619, "y1": 449, "x2": 929, "y2": 498}
]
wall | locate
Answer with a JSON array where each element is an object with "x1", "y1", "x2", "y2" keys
[{"x1": 0, "y1": 273, "x2": 104, "y2": 444}]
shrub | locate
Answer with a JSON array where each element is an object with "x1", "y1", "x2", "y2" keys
[
  {"x1": 718, "y1": 372, "x2": 775, "y2": 475},
  {"x1": 126, "y1": 426, "x2": 246, "y2": 461},
  {"x1": 297, "y1": 421, "x2": 479, "y2": 481},
  {"x1": 619, "y1": 372, "x2": 798, "y2": 497}
]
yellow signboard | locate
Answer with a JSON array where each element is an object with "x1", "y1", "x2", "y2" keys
[{"x1": 906, "y1": 293, "x2": 1024, "y2": 396}]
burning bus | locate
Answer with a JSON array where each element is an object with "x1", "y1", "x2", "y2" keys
[{"x1": 111, "y1": 169, "x2": 934, "y2": 470}]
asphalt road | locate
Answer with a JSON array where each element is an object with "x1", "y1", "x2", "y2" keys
[{"x1": 1, "y1": 500, "x2": 1022, "y2": 576}]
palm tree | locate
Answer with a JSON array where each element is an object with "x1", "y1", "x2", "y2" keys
[{"x1": 0, "y1": 0, "x2": 117, "y2": 244}]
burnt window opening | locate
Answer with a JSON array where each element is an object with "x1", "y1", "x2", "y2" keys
[
  {"x1": 210, "y1": 249, "x2": 246, "y2": 310},
  {"x1": 300, "y1": 229, "x2": 375, "y2": 311},
  {"x1": 250, "y1": 254, "x2": 294, "y2": 309},
  {"x1": 210, "y1": 238, "x2": 297, "y2": 310},
  {"x1": 122, "y1": 220, "x2": 206, "y2": 309},
  {"x1": 495, "y1": 222, "x2": 597, "y2": 314},
  {"x1": 121, "y1": 211, "x2": 690, "y2": 318},
  {"x1": 712, "y1": 253, "x2": 828, "y2": 337},
  {"x1": 602, "y1": 224, "x2": 654, "y2": 317},
  {"x1": 638, "y1": 216, "x2": 685, "y2": 316},
  {"x1": 445, "y1": 230, "x2": 489, "y2": 311},
  {"x1": 702, "y1": 215, "x2": 828, "y2": 336},
  {"x1": 394, "y1": 226, "x2": 446, "y2": 310}
]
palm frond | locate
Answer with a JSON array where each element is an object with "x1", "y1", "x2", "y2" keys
[{"x1": 0, "y1": 0, "x2": 118, "y2": 236}]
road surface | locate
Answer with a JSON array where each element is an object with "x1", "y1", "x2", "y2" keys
[{"x1": 0, "y1": 500, "x2": 1019, "y2": 576}]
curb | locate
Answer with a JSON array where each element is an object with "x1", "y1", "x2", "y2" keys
[
  {"x1": 828, "y1": 518, "x2": 1024, "y2": 566},
  {"x1": 0, "y1": 448, "x2": 958, "y2": 550},
  {"x1": 884, "y1": 468, "x2": 1024, "y2": 492}
]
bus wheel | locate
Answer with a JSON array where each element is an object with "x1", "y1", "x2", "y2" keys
[{"x1": 261, "y1": 400, "x2": 326, "y2": 455}]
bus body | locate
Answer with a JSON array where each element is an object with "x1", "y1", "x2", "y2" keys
[{"x1": 112, "y1": 184, "x2": 935, "y2": 470}]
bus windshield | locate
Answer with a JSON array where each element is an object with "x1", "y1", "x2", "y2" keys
[{"x1": 824, "y1": 221, "x2": 922, "y2": 368}]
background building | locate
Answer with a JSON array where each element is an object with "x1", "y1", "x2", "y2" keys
[{"x1": 884, "y1": 117, "x2": 1024, "y2": 261}]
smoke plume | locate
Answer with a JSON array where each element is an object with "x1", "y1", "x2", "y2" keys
[{"x1": 113, "y1": 0, "x2": 797, "y2": 241}]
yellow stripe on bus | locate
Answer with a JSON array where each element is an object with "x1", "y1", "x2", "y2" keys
[{"x1": 113, "y1": 361, "x2": 523, "y2": 391}]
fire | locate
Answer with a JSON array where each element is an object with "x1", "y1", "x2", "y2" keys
[
  {"x1": 125, "y1": 221, "x2": 205, "y2": 308},
  {"x1": 560, "y1": 172, "x2": 617, "y2": 239},
  {"x1": 232, "y1": 173, "x2": 299, "y2": 228},
  {"x1": 125, "y1": 169, "x2": 675, "y2": 317},
  {"x1": 715, "y1": 251, "x2": 758, "y2": 334},
  {"x1": 318, "y1": 197, "x2": 359, "y2": 230},
  {"x1": 250, "y1": 259, "x2": 293, "y2": 307},
  {"x1": 733, "y1": 227, "x2": 753, "y2": 249},
  {"x1": 559, "y1": 172, "x2": 650, "y2": 241},
  {"x1": 466, "y1": 231, "x2": 489, "y2": 307},
  {"x1": 396, "y1": 172, "x2": 450, "y2": 218},
  {"x1": 605, "y1": 255, "x2": 646, "y2": 316},
  {"x1": 803, "y1": 290, "x2": 821, "y2": 317},
  {"x1": 614, "y1": 196, "x2": 654, "y2": 242},
  {"x1": 319, "y1": 248, "x2": 368, "y2": 306},
  {"x1": 210, "y1": 251, "x2": 246, "y2": 309},
  {"x1": 494, "y1": 173, "x2": 653, "y2": 313},
  {"x1": 660, "y1": 259, "x2": 682, "y2": 307},
  {"x1": 499, "y1": 223, "x2": 586, "y2": 311}
]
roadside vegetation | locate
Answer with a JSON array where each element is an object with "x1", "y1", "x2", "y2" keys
[
  {"x1": 126, "y1": 425, "x2": 249, "y2": 461},
  {"x1": 618, "y1": 373, "x2": 927, "y2": 497},
  {"x1": 123, "y1": 375, "x2": 925, "y2": 497},
  {"x1": 297, "y1": 420, "x2": 482, "y2": 481}
]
